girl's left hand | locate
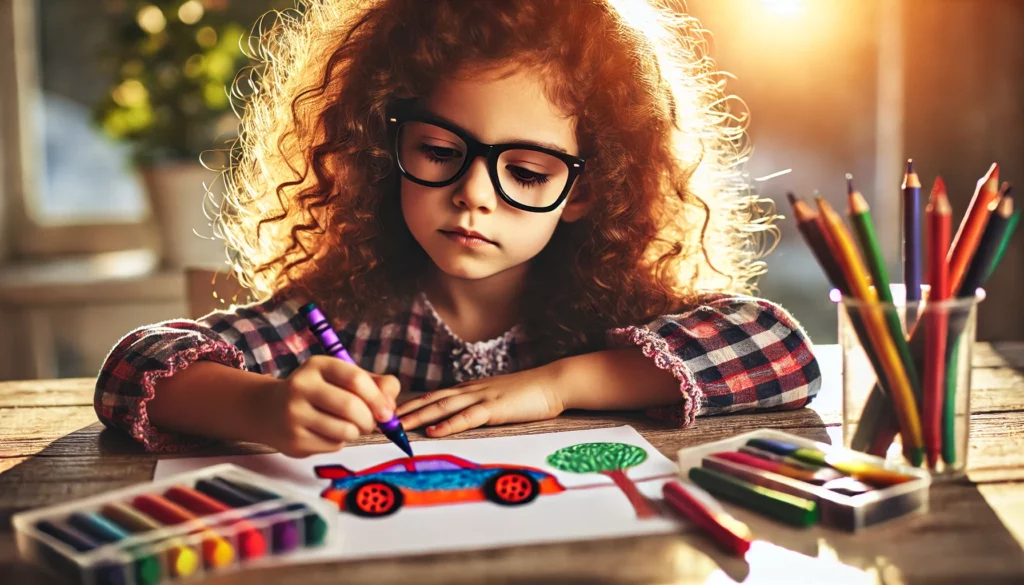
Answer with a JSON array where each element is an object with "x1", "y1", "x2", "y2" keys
[{"x1": 396, "y1": 366, "x2": 566, "y2": 437}]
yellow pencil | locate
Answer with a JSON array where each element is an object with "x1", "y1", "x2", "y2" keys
[{"x1": 816, "y1": 197, "x2": 924, "y2": 466}]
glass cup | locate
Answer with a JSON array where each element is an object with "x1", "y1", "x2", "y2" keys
[{"x1": 837, "y1": 283, "x2": 983, "y2": 479}]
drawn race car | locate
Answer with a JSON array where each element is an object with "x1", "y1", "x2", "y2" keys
[{"x1": 314, "y1": 454, "x2": 566, "y2": 517}]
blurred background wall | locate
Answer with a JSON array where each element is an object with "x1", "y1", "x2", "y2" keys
[{"x1": 0, "y1": 0, "x2": 1021, "y2": 381}]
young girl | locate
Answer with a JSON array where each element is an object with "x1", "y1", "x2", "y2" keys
[{"x1": 96, "y1": 0, "x2": 821, "y2": 456}]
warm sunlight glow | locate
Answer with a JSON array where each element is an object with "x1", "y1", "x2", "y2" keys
[
  {"x1": 136, "y1": 5, "x2": 166, "y2": 34},
  {"x1": 178, "y1": 0, "x2": 205, "y2": 25},
  {"x1": 762, "y1": 0, "x2": 803, "y2": 17}
]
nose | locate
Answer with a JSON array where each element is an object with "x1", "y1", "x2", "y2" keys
[{"x1": 451, "y1": 157, "x2": 497, "y2": 213}]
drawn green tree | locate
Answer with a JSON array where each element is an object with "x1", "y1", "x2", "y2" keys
[{"x1": 546, "y1": 442, "x2": 655, "y2": 518}]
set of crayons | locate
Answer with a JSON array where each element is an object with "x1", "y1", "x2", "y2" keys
[
  {"x1": 12, "y1": 464, "x2": 334, "y2": 585},
  {"x1": 788, "y1": 162, "x2": 1018, "y2": 470},
  {"x1": 676, "y1": 430, "x2": 930, "y2": 532}
]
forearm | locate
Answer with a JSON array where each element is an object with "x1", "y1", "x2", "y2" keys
[
  {"x1": 148, "y1": 361, "x2": 278, "y2": 444},
  {"x1": 553, "y1": 348, "x2": 683, "y2": 411}
]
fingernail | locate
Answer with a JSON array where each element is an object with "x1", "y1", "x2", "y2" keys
[{"x1": 379, "y1": 409, "x2": 395, "y2": 422}]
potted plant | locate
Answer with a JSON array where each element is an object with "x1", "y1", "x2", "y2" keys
[{"x1": 93, "y1": 0, "x2": 252, "y2": 269}]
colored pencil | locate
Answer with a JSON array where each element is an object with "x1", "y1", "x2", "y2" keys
[
  {"x1": 958, "y1": 195, "x2": 1013, "y2": 299},
  {"x1": 903, "y1": 160, "x2": 922, "y2": 326},
  {"x1": 923, "y1": 180, "x2": 952, "y2": 468},
  {"x1": 788, "y1": 194, "x2": 898, "y2": 453},
  {"x1": 948, "y1": 163, "x2": 1000, "y2": 294},
  {"x1": 941, "y1": 194, "x2": 1016, "y2": 464},
  {"x1": 662, "y1": 481, "x2": 752, "y2": 556},
  {"x1": 816, "y1": 197, "x2": 924, "y2": 466},
  {"x1": 847, "y1": 177, "x2": 921, "y2": 402},
  {"x1": 984, "y1": 186, "x2": 1017, "y2": 281}
]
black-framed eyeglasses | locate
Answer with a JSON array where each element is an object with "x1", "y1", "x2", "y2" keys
[{"x1": 387, "y1": 112, "x2": 586, "y2": 213}]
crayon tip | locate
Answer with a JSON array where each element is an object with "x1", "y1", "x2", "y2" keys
[
  {"x1": 931, "y1": 175, "x2": 946, "y2": 195},
  {"x1": 906, "y1": 159, "x2": 915, "y2": 174},
  {"x1": 845, "y1": 173, "x2": 854, "y2": 195},
  {"x1": 786, "y1": 191, "x2": 798, "y2": 207}
]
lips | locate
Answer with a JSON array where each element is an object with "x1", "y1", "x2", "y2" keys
[{"x1": 440, "y1": 227, "x2": 495, "y2": 245}]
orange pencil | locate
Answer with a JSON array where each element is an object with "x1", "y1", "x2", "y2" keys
[
  {"x1": 948, "y1": 163, "x2": 1000, "y2": 293},
  {"x1": 923, "y1": 179, "x2": 952, "y2": 468},
  {"x1": 816, "y1": 197, "x2": 924, "y2": 466}
]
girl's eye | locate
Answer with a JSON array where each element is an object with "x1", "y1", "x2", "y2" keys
[
  {"x1": 418, "y1": 144, "x2": 462, "y2": 163},
  {"x1": 507, "y1": 165, "x2": 550, "y2": 187}
]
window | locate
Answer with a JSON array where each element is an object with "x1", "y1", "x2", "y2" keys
[{"x1": 0, "y1": 0, "x2": 289, "y2": 259}]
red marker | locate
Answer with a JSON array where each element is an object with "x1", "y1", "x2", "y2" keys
[{"x1": 662, "y1": 481, "x2": 752, "y2": 556}]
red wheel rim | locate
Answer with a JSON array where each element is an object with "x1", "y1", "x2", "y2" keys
[
  {"x1": 494, "y1": 474, "x2": 534, "y2": 502},
  {"x1": 356, "y1": 484, "x2": 396, "y2": 514}
]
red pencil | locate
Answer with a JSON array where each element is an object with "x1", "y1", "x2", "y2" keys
[
  {"x1": 948, "y1": 163, "x2": 1000, "y2": 294},
  {"x1": 662, "y1": 481, "x2": 752, "y2": 556},
  {"x1": 924, "y1": 179, "x2": 952, "y2": 468}
]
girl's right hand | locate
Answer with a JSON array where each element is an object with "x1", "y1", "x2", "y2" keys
[{"x1": 254, "y1": 356, "x2": 400, "y2": 457}]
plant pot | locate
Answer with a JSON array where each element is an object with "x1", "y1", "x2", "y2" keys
[{"x1": 141, "y1": 163, "x2": 227, "y2": 270}]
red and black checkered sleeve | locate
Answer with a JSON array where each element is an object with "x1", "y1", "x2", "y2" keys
[
  {"x1": 93, "y1": 295, "x2": 317, "y2": 452},
  {"x1": 606, "y1": 294, "x2": 821, "y2": 428}
]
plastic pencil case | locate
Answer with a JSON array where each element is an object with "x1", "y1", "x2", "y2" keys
[
  {"x1": 676, "y1": 429, "x2": 930, "y2": 531},
  {"x1": 12, "y1": 463, "x2": 337, "y2": 585}
]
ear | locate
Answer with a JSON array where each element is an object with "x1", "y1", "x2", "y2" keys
[{"x1": 559, "y1": 187, "x2": 591, "y2": 223}]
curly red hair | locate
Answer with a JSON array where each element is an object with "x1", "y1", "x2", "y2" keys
[{"x1": 217, "y1": 0, "x2": 775, "y2": 362}]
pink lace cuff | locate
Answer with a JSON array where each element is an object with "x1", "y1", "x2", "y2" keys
[{"x1": 606, "y1": 325, "x2": 703, "y2": 427}]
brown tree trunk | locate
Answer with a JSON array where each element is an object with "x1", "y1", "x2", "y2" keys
[{"x1": 601, "y1": 469, "x2": 656, "y2": 519}]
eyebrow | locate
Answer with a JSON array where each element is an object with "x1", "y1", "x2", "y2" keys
[{"x1": 423, "y1": 111, "x2": 572, "y2": 154}]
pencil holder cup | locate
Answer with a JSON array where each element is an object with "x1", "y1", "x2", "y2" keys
[{"x1": 836, "y1": 283, "x2": 983, "y2": 479}]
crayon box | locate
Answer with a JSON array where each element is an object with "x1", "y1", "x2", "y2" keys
[
  {"x1": 676, "y1": 429, "x2": 931, "y2": 531},
  {"x1": 12, "y1": 463, "x2": 337, "y2": 585}
]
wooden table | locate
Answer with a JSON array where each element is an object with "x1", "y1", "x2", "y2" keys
[{"x1": 2, "y1": 344, "x2": 1023, "y2": 584}]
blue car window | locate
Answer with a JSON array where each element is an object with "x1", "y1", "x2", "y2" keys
[{"x1": 378, "y1": 463, "x2": 407, "y2": 473}]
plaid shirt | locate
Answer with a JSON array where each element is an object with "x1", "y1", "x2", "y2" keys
[{"x1": 95, "y1": 291, "x2": 821, "y2": 452}]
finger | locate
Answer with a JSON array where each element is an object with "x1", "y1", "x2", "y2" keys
[
  {"x1": 316, "y1": 360, "x2": 395, "y2": 422},
  {"x1": 369, "y1": 373, "x2": 401, "y2": 406},
  {"x1": 308, "y1": 387, "x2": 377, "y2": 435},
  {"x1": 399, "y1": 393, "x2": 482, "y2": 430},
  {"x1": 427, "y1": 404, "x2": 491, "y2": 438},
  {"x1": 395, "y1": 389, "x2": 461, "y2": 417},
  {"x1": 305, "y1": 411, "x2": 362, "y2": 444}
]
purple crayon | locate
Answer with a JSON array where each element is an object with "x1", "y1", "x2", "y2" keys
[{"x1": 300, "y1": 303, "x2": 413, "y2": 457}]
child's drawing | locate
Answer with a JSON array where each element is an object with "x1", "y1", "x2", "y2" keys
[
  {"x1": 315, "y1": 454, "x2": 565, "y2": 517},
  {"x1": 546, "y1": 442, "x2": 655, "y2": 518}
]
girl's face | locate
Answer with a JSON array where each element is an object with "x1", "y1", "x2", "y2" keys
[{"x1": 399, "y1": 66, "x2": 587, "y2": 283}]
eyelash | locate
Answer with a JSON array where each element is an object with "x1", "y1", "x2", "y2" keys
[
  {"x1": 418, "y1": 144, "x2": 461, "y2": 164},
  {"x1": 507, "y1": 165, "x2": 550, "y2": 188}
]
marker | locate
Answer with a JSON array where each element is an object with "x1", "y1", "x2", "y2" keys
[
  {"x1": 99, "y1": 502, "x2": 200, "y2": 578},
  {"x1": 165, "y1": 486, "x2": 266, "y2": 559},
  {"x1": 662, "y1": 481, "x2": 751, "y2": 556},
  {"x1": 68, "y1": 512, "x2": 162, "y2": 585},
  {"x1": 35, "y1": 520, "x2": 127, "y2": 585},
  {"x1": 195, "y1": 478, "x2": 300, "y2": 552},
  {"x1": 300, "y1": 303, "x2": 413, "y2": 457},
  {"x1": 216, "y1": 476, "x2": 328, "y2": 546},
  {"x1": 688, "y1": 467, "x2": 818, "y2": 527},
  {"x1": 746, "y1": 439, "x2": 913, "y2": 487},
  {"x1": 131, "y1": 494, "x2": 235, "y2": 568}
]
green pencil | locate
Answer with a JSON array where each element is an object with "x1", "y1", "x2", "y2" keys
[
  {"x1": 984, "y1": 206, "x2": 1019, "y2": 282},
  {"x1": 847, "y1": 177, "x2": 922, "y2": 403}
]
